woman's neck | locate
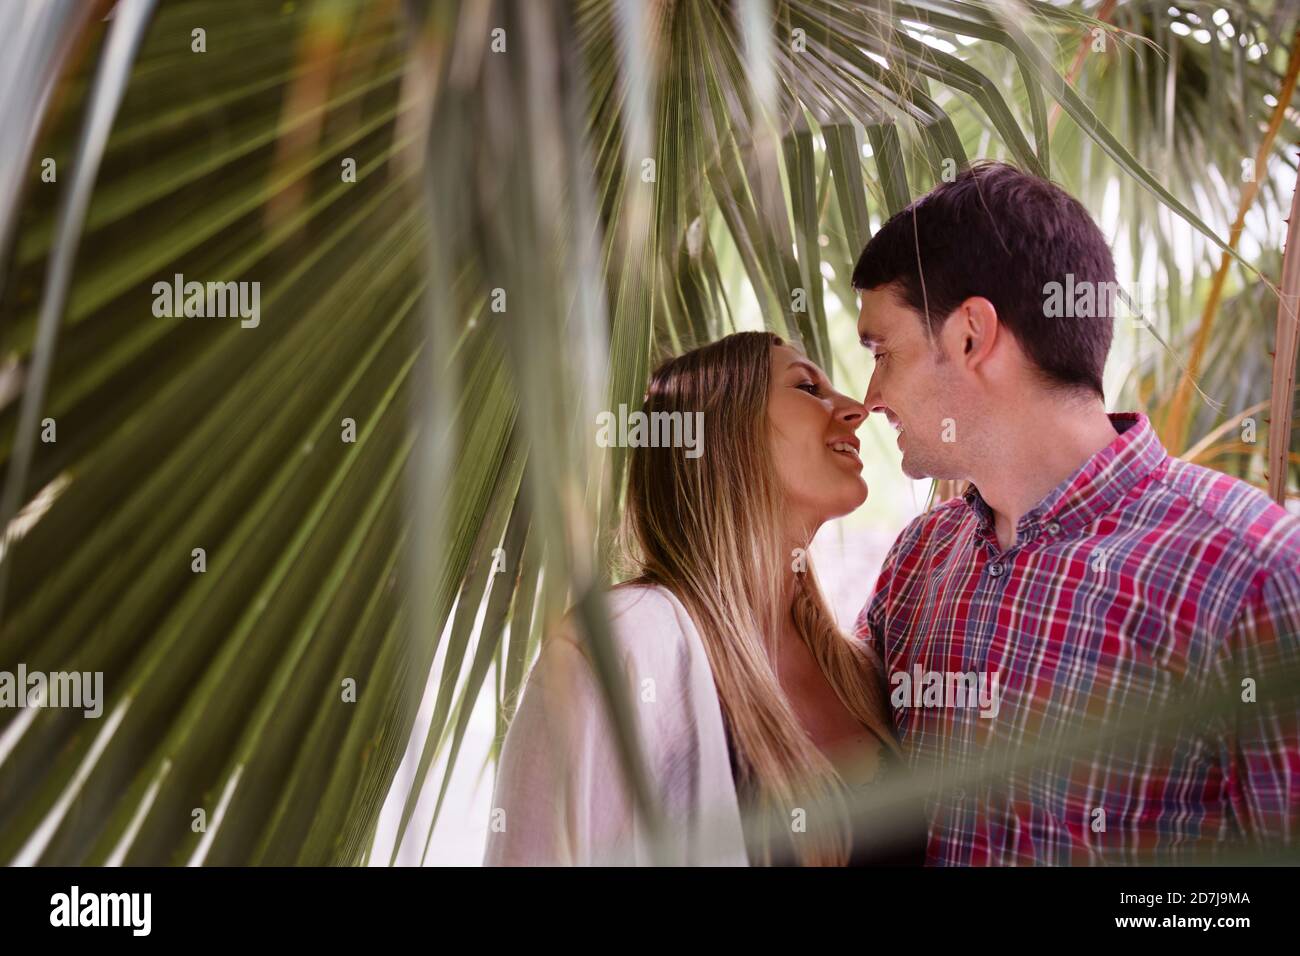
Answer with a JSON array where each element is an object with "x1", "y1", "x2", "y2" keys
[{"x1": 781, "y1": 522, "x2": 819, "y2": 619}]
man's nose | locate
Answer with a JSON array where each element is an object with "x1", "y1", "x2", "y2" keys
[{"x1": 863, "y1": 368, "x2": 887, "y2": 414}]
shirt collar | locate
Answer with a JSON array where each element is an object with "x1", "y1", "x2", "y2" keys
[{"x1": 961, "y1": 412, "x2": 1167, "y2": 542}]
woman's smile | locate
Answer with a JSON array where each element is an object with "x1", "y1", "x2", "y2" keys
[{"x1": 827, "y1": 436, "x2": 863, "y2": 469}]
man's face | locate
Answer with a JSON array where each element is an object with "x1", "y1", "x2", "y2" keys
[{"x1": 857, "y1": 284, "x2": 966, "y2": 481}]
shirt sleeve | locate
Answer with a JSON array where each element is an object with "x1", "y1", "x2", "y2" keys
[
  {"x1": 482, "y1": 589, "x2": 750, "y2": 866},
  {"x1": 482, "y1": 634, "x2": 637, "y2": 866},
  {"x1": 855, "y1": 571, "x2": 890, "y2": 665},
  {"x1": 855, "y1": 519, "x2": 924, "y2": 665},
  {"x1": 1217, "y1": 563, "x2": 1300, "y2": 848}
]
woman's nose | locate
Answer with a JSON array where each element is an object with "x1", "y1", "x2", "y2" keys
[{"x1": 834, "y1": 394, "x2": 867, "y2": 427}]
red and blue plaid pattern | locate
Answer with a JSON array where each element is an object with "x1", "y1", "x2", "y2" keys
[{"x1": 856, "y1": 412, "x2": 1300, "y2": 865}]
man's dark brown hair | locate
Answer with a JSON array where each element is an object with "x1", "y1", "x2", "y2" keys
[{"x1": 851, "y1": 161, "x2": 1115, "y2": 398}]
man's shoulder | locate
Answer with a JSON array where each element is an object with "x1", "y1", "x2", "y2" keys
[
  {"x1": 887, "y1": 495, "x2": 976, "y2": 558},
  {"x1": 859, "y1": 497, "x2": 974, "y2": 628},
  {"x1": 1148, "y1": 457, "x2": 1300, "y2": 571}
]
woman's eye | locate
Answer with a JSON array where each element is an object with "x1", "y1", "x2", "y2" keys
[{"x1": 796, "y1": 381, "x2": 821, "y2": 395}]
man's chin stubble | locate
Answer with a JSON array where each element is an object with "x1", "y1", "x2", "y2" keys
[
  {"x1": 899, "y1": 450, "x2": 927, "y2": 480},
  {"x1": 901, "y1": 452, "x2": 956, "y2": 482}
]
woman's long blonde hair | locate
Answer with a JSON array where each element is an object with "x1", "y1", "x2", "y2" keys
[{"x1": 619, "y1": 331, "x2": 897, "y2": 866}]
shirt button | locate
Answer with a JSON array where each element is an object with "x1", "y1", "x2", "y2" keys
[
  {"x1": 988, "y1": 562, "x2": 1004, "y2": 577},
  {"x1": 1047, "y1": 521, "x2": 1061, "y2": 534}
]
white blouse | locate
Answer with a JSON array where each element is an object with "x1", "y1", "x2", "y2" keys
[{"x1": 483, "y1": 584, "x2": 749, "y2": 866}]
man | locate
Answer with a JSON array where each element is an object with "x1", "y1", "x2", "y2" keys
[{"x1": 852, "y1": 161, "x2": 1300, "y2": 865}]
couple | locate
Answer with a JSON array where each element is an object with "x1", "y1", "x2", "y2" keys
[{"x1": 485, "y1": 162, "x2": 1300, "y2": 867}]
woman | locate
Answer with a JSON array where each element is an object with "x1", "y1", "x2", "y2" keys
[{"x1": 484, "y1": 332, "x2": 927, "y2": 866}]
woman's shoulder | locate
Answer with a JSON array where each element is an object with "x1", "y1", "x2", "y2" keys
[
  {"x1": 521, "y1": 582, "x2": 718, "y2": 753},
  {"x1": 606, "y1": 581, "x2": 691, "y2": 626},
  {"x1": 541, "y1": 582, "x2": 699, "y2": 663},
  {"x1": 601, "y1": 582, "x2": 703, "y2": 662}
]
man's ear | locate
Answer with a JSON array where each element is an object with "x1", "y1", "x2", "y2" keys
[{"x1": 954, "y1": 296, "x2": 998, "y2": 368}]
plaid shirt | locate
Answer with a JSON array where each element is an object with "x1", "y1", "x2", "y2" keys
[{"x1": 856, "y1": 412, "x2": 1300, "y2": 865}]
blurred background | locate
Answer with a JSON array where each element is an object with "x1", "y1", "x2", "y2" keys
[{"x1": 0, "y1": 0, "x2": 1296, "y2": 865}]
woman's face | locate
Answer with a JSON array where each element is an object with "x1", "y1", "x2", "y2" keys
[{"x1": 766, "y1": 343, "x2": 869, "y2": 539}]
